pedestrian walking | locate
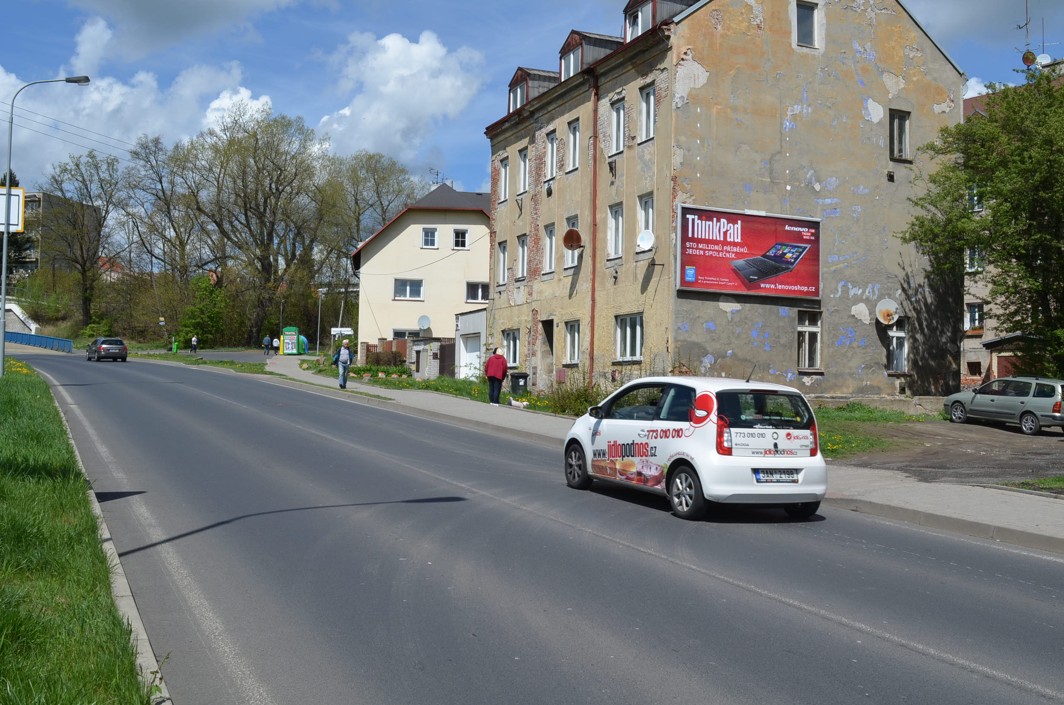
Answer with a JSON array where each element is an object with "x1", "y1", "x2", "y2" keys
[
  {"x1": 484, "y1": 347, "x2": 508, "y2": 406},
  {"x1": 272, "y1": 337, "x2": 280, "y2": 355},
  {"x1": 190, "y1": 335, "x2": 198, "y2": 354},
  {"x1": 332, "y1": 339, "x2": 354, "y2": 389},
  {"x1": 263, "y1": 334, "x2": 271, "y2": 356}
]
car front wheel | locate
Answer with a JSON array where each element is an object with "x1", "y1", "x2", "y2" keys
[
  {"x1": 1020, "y1": 412, "x2": 1041, "y2": 436},
  {"x1": 668, "y1": 465, "x2": 706, "y2": 520},
  {"x1": 564, "y1": 442, "x2": 593, "y2": 490},
  {"x1": 949, "y1": 402, "x2": 968, "y2": 424}
]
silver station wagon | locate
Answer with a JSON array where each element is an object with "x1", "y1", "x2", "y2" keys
[{"x1": 944, "y1": 376, "x2": 1064, "y2": 435}]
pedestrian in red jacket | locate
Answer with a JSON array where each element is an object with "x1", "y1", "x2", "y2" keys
[{"x1": 485, "y1": 348, "x2": 508, "y2": 406}]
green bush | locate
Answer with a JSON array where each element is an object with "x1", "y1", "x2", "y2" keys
[{"x1": 540, "y1": 368, "x2": 610, "y2": 417}]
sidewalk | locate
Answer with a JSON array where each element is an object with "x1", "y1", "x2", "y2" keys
[{"x1": 268, "y1": 353, "x2": 1064, "y2": 556}]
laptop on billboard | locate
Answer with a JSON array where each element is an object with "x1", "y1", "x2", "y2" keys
[{"x1": 731, "y1": 242, "x2": 810, "y2": 283}]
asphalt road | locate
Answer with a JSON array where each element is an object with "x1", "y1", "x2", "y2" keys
[{"x1": 21, "y1": 352, "x2": 1064, "y2": 705}]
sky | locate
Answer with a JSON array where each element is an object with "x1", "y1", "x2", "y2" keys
[{"x1": 2, "y1": 0, "x2": 1061, "y2": 197}]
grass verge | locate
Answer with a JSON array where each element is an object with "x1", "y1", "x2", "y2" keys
[
  {"x1": 1000, "y1": 476, "x2": 1064, "y2": 494},
  {"x1": 132, "y1": 351, "x2": 269, "y2": 374},
  {"x1": 813, "y1": 402, "x2": 937, "y2": 459},
  {"x1": 0, "y1": 357, "x2": 153, "y2": 704}
]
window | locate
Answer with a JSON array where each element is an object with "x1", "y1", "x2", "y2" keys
[
  {"x1": 517, "y1": 234, "x2": 528, "y2": 279},
  {"x1": 453, "y1": 229, "x2": 468, "y2": 249},
  {"x1": 499, "y1": 157, "x2": 509, "y2": 201},
  {"x1": 518, "y1": 148, "x2": 528, "y2": 193},
  {"x1": 796, "y1": 1, "x2": 818, "y2": 48},
  {"x1": 421, "y1": 227, "x2": 437, "y2": 249},
  {"x1": 503, "y1": 329, "x2": 520, "y2": 366},
  {"x1": 610, "y1": 100, "x2": 625, "y2": 154},
  {"x1": 466, "y1": 282, "x2": 489, "y2": 303},
  {"x1": 564, "y1": 215, "x2": 580, "y2": 268},
  {"x1": 626, "y1": 2, "x2": 651, "y2": 41},
  {"x1": 886, "y1": 318, "x2": 908, "y2": 373},
  {"x1": 509, "y1": 82, "x2": 526, "y2": 112},
  {"x1": 639, "y1": 85, "x2": 655, "y2": 141},
  {"x1": 965, "y1": 247, "x2": 986, "y2": 272},
  {"x1": 497, "y1": 241, "x2": 508, "y2": 284},
  {"x1": 967, "y1": 185, "x2": 984, "y2": 213},
  {"x1": 565, "y1": 320, "x2": 580, "y2": 364},
  {"x1": 561, "y1": 48, "x2": 580, "y2": 80},
  {"x1": 543, "y1": 223, "x2": 556, "y2": 273},
  {"x1": 394, "y1": 279, "x2": 423, "y2": 300},
  {"x1": 567, "y1": 119, "x2": 580, "y2": 171},
  {"x1": 545, "y1": 131, "x2": 557, "y2": 181},
  {"x1": 889, "y1": 110, "x2": 911, "y2": 161},
  {"x1": 392, "y1": 329, "x2": 419, "y2": 340},
  {"x1": 965, "y1": 303, "x2": 985, "y2": 331},
  {"x1": 797, "y1": 310, "x2": 821, "y2": 369},
  {"x1": 607, "y1": 204, "x2": 623, "y2": 258},
  {"x1": 616, "y1": 313, "x2": 643, "y2": 362},
  {"x1": 637, "y1": 194, "x2": 653, "y2": 232}
]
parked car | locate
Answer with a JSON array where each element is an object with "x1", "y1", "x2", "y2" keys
[
  {"x1": 944, "y1": 376, "x2": 1064, "y2": 435},
  {"x1": 86, "y1": 337, "x2": 128, "y2": 362},
  {"x1": 563, "y1": 376, "x2": 827, "y2": 521}
]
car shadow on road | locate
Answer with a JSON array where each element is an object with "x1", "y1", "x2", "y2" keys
[{"x1": 589, "y1": 484, "x2": 823, "y2": 524}]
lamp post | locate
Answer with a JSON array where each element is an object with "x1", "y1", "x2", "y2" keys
[
  {"x1": 1, "y1": 75, "x2": 90, "y2": 378},
  {"x1": 316, "y1": 289, "x2": 325, "y2": 357}
]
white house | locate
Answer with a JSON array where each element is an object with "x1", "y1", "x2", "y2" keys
[{"x1": 351, "y1": 184, "x2": 491, "y2": 374}]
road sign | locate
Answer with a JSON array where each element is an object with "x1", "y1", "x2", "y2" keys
[{"x1": 1, "y1": 188, "x2": 25, "y2": 232}]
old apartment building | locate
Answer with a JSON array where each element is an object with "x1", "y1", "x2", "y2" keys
[{"x1": 485, "y1": 0, "x2": 965, "y2": 396}]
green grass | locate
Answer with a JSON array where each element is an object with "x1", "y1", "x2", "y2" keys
[
  {"x1": 0, "y1": 357, "x2": 153, "y2": 704},
  {"x1": 132, "y1": 351, "x2": 269, "y2": 375},
  {"x1": 813, "y1": 402, "x2": 937, "y2": 459},
  {"x1": 1001, "y1": 476, "x2": 1064, "y2": 493}
]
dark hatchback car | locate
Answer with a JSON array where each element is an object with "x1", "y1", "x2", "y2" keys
[
  {"x1": 86, "y1": 337, "x2": 128, "y2": 362},
  {"x1": 944, "y1": 376, "x2": 1064, "y2": 435}
]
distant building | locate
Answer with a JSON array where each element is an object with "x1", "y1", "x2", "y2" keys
[
  {"x1": 351, "y1": 184, "x2": 490, "y2": 373},
  {"x1": 486, "y1": 0, "x2": 965, "y2": 396}
]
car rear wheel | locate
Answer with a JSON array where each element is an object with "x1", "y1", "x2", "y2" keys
[
  {"x1": 564, "y1": 442, "x2": 593, "y2": 490},
  {"x1": 784, "y1": 501, "x2": 820, "y2": 520},
  {"x1": 949, "y1": 402, "x2": 968, "y2": 424},
  {"x1": 668, "y1": 465, "x2": 706, "y2": 520},
  {"x1": 1020, "y1": 412, "x2": 1041, "y2": 436}
]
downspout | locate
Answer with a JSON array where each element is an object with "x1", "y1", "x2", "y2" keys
[{"x1": 588, "y1": 71, "x2": 600, "y2": 384}]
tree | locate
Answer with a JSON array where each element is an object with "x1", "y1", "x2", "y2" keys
[
  {"x1": 901, "y1": 69, "x2": 1064, "y2": 375},
  {"x1": 40, "y1": 151, "x2": 125, "y2": 327}
]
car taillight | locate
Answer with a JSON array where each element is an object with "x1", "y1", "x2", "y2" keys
[
  {"x1": 1054, "y1": 401, "x2": 1062, "y2": 414},
  {"x1": 810, "y1": 420, "x2": 819, "y2": 457},
  {"x1": 716, "y1": 415, "x2": 732, "y2": 456}
]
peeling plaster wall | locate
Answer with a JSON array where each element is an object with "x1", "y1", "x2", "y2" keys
[{"x1": 668, "y1": 0, "x2": 964, "y2": 395}]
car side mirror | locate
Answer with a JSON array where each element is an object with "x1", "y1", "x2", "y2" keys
[{"x1": 589, "y1": 406, "x2": 603, "y2": 419}]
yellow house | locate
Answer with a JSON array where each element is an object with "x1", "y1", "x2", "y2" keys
[{"x1": 486, "y1": 0, "x2": 965, "y2": 396}]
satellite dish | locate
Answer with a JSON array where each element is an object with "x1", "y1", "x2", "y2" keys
[
  {"x1": 635, "y1": 229, "x2": 656, "y2": 252},
  {"x1": 875, "y1": 299, "x2": 899, "y2": 326},
  {"x1": 417, "y1": 315, "x2": 431, "y2": 330},
  {"x1": 562, "y1": 228, "x2": 583, "y2": 251},
  {"x1": 1036, "y1": 53, "x2": 1053, "y2": 67}
]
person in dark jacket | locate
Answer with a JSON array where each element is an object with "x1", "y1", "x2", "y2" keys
[
  {"x1": 332, "y1": 339, "x2": 354, "y2": 389},
  {"x1": 484, "y1": 347, "x2": 508, "y2": 406}
]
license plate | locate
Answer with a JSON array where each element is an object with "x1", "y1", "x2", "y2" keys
[{"x1": 753, "y1": 469, "x2": 798, "y2": 483}]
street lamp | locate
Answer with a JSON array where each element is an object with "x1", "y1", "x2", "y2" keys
[{"x1": 1, "y1": 75, "x2": 90, "y2": 378}]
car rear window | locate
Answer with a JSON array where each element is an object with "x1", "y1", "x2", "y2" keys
[
  {"x1": 102, "y1": 339, "x2": 125, "y2": 346},
  {"x1": 1033, "y1": 383, "x2": 1058, "y2": 399},
  {"x1": 717, "y1": 390, "x2": 814, "y2": 430}
]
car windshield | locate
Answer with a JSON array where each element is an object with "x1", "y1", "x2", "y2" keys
[{"x1": 716, "y1": 390, "x2": 814, "y2": 430}]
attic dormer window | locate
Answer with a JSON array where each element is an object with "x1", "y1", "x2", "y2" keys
[
  {"x1": 509, "y1": 82, "x2": 526, "y2": 112},
  {"x1": 561, "y1": 48, "x2": 580, "y2": 81},
  {"x1": 626, "y1": 2, "x2": 651, "y2": 41}
]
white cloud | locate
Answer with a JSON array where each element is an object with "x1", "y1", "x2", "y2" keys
[
  {"x1": 68, "y1": 16, "x2": 112, "y2": 78},
  {"x1": 203, "y1": 87, "x2": 273, "y2": 131},
  {"x1": 318, "y1": 30, "x2": 484, "y2": 163}
]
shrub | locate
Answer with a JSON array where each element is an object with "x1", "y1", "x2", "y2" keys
[
  {"x1": 367, "y1": 350, "x2": 406, "y2": 366},
  {"x1": 541, "y1": 368, "x2": 611, "y2": 417}
]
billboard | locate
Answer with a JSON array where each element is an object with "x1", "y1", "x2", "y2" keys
[{"x1": 676, "y1": 205, "x2": 820, "y2": 299}]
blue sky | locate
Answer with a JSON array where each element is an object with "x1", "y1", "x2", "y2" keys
[{"x1": 2, "y1": 0, "x2": 1061, "y2": 195}]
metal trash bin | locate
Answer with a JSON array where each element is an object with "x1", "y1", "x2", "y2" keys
[{"x1": 510, "y1": 372, "x2": 529, "y2": 395}]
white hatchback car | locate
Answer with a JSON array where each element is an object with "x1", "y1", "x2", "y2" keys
[{"x1": 564, "y1": 376, "x2": 828, "y2": 520}]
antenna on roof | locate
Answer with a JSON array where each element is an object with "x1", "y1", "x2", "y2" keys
[
  {"x1": 429, "y1": 168, "x2": 446, "y2": 185},
  {"x1": 745, "y1": 364, "x2": 756, "y2": 383}
]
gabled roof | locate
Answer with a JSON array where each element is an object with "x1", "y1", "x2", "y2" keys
[
  {"x1": 351, "y1": 183, "x2": 489, "y2": 261},
  {"x1": 510, "y1": 67, "x2": 561, "y2": 87}
]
